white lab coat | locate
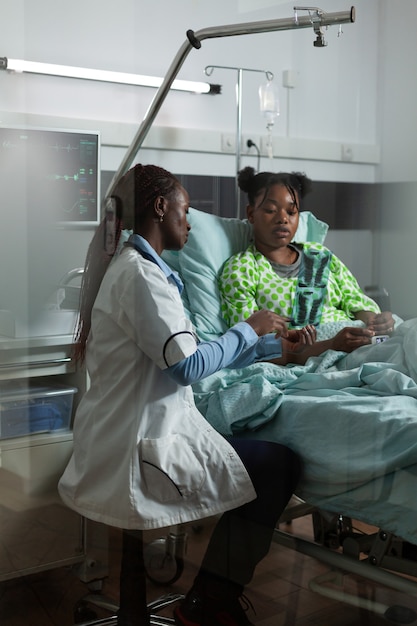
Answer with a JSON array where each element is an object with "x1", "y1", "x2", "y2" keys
[{"x1": 58, "y1": 246, "x2": 255, "y2": 530}]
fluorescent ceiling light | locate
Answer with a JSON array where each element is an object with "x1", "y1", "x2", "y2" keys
[{"x1": 0, "y1": 57, "x2": 221, "y2": 94}]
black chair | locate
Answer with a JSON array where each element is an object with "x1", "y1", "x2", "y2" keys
[{"x1": 74, "y1": 529, "x2": 184, "y2": 626}]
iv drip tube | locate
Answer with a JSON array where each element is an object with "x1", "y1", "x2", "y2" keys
[{"x1": 105, "y1": 7, "x2": 355, "y2": 198}]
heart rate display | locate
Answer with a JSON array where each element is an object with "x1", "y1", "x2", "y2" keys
[{"x1": 0, "y1": 126, "x2": 100, "y2": 225}]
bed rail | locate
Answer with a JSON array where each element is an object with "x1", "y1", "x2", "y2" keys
[{"x1": 274, "y1": 519, "x2": 417, "y2": 621}]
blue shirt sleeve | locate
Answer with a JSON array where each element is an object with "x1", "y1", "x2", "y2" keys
[{"x1": 166, "y1": 322, "x2": 282, "y2": 386}]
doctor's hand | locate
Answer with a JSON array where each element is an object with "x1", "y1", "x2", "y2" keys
[
  {"x1": 279, "y1": 326, "x2": 317, "y2": 361},
  {"x1": 245, "y1": 310, "x2": 289, "y2": 339},
  {"x1": 286, "y1": 325, "x2": 317, "y2": 346}
]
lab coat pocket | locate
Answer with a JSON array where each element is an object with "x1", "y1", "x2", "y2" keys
[{"x1": 139, "y1": 434, "x2": 205, "y2": 503}]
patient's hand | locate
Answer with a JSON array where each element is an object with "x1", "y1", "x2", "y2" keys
[
  {"x1": 330, "y1": 326, "x2": 375, "y2": 352},
  {"x1": 270, "y1": 325, "x2": 372, "y2": 366},
  {"x1": 270, "y1": 325, "x2": 317, "y2": 365},
  {"x1": 364, "y1": 311, "x2": 395, "y2": 335}
]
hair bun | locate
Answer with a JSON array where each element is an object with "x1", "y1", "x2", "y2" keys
[{"x1": 237, "y1": 166, "x2": 256, "y2": 192}]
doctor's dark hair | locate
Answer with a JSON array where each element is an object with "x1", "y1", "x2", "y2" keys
[
  {"x1": 238, "y1": 166, "x2": 312, "y2": 210},
  {"x1": 73, "y1": 163, "x2": 181, "y2": 363}
]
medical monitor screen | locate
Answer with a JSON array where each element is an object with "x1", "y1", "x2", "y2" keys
[{"x1": 0, "y1": 125, "x2": 100, "y2": 226}]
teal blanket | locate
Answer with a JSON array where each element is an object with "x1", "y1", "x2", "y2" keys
[{"x1": 193, "y1": 318, "x2": 417, "y2": 544}]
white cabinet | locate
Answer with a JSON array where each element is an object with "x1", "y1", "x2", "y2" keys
[{"x1": 0, "y1": 335, "x2": 108, "y2": 583}]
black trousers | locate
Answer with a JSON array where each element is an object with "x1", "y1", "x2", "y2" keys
[{"x1": 197, "y1": 438, "x2": 302, "y2": 593}]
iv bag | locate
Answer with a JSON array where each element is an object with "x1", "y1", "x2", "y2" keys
[{"x1": 259, "y1": 80, "x2": 280, "y2": 129}]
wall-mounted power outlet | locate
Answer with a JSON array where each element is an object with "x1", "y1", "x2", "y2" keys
[
  {"x1": 221, "y1": 133, "x2": 236, "y2": 153},
  {"x1": 282, "y1": 69, "x2": 298, "y2": 89},
  {"x1": 341, "y1": 144, "x2": 354, "y2": 161},
  {"x1": 242, "y1": 136, "x2": 260, "y2": 154},
  {"x1": 260, "y1": 135, "x2": 275, "y2": 157}
]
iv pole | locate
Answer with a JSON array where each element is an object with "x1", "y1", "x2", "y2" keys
[
  {"x1": 105, "y1": 6, "x2": 355, "y2": 199},
  {"x1": 204, "y1": 65, "x2": 273, "y2": 215}
]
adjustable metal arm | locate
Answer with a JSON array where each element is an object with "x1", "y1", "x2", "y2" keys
[{"x1": 105, "y1": 6, "x2": 355, "y2": 197}]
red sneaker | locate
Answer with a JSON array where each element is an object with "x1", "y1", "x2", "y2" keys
[{"x1": 174, "y1": 589, "x2": 255, "y2": 626}]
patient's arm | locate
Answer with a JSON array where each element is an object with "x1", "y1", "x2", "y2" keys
[
  {"x1": 354, "y1": 310, "x2": 395, "y2": 334},
  {"x1": 269, "y1": 325, "x2": 375, "y2": 365},
  {"x1": 268, "y1": 326, "x2": 318, "y2": 365}
]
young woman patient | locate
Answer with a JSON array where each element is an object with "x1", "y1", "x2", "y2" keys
[
  {"x1": 219, "y1": 166, "x2": 396, "y2": 365},
  {"x1": 58, "y1": 164, "x2": 316, "y2": 626}
]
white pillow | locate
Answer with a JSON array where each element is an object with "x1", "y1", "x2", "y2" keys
[{"x1": 162, "y1": 208, "x2": 328, "y2": 341}]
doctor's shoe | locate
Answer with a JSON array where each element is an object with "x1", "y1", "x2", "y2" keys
[{"x1": 173, "y1": 588, "x2": 255, "y2": 626}]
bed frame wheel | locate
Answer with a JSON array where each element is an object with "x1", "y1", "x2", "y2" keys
[
  {"x1": 384, "y1": 604, "x2": 417, "y2": 624},
  {"x1": 312, "y1": 511, "x2": 353, "y2": 549},
  {"x1": 73, "y1": 600, "x2": 99, "y2": 623}
]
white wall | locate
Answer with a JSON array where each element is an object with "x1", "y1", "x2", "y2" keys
[
  {"x1": 1, "y1": 0, "x2": 380, "y2": 182},
  {"x1": 372, "y1": 0, "x2": 417, "y2": 319},
  {"x1": 325, "y1": 230, "x2": 373, "y2": 290},
  {"x1": 1, "y1": 0, "x2": 417, "y2": 324},
  {"x1": 376, "y1": 0, "x2": 417, "y2": 183}
]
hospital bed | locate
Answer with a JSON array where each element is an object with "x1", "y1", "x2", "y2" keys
[{"x1": 161, "y1": 207, "x2": 417, "y2": 622}]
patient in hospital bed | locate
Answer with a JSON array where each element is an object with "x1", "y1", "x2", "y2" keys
[
  {"x1": 161, "y1": 175, "x2": 417, "y2": 545},
  {"x1": 219, "y1": 166, "x2": 396, "y2": 365}
]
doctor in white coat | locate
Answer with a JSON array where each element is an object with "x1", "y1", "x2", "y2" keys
[{"x1": 59, "y1": 164, "x2": 309, "y2": 626}]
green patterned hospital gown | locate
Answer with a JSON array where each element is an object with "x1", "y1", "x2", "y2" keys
[{"x1": 219, "y1": 242, "x2": 380, "y2": 334}]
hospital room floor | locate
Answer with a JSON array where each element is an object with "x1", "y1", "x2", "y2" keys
[{"x1": 1, "y1": 513, "x2": 417, "y2": 625}]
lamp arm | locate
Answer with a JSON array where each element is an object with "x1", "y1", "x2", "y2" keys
[{"x1": 105, "y1": 36, "x2": 193, "y2": 197}]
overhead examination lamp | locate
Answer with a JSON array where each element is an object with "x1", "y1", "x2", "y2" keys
[
  {"x1": 101, "y1": 5, "x2": 355, "y2": 201},
  {"x1": 0, "y1": 57, "x2": 221, "y2": 94}
]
